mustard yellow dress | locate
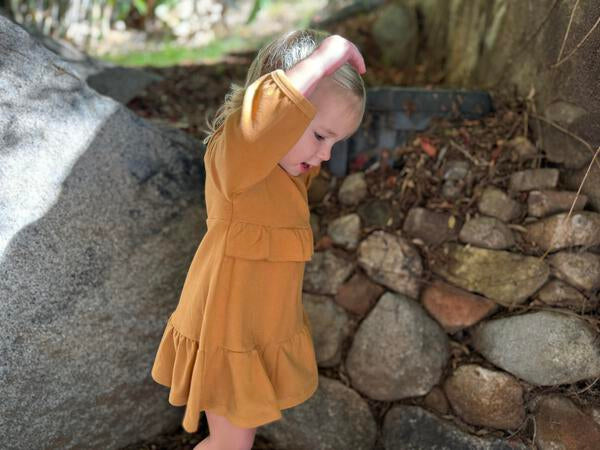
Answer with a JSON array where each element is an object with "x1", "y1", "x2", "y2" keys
[{"x1": 151, "y1": 69, "x2": 322, "y2": 432}]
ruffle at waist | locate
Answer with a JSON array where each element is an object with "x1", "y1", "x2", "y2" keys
[{"x1": 223, "y1": 220, "x2": 314, "y2": 261}]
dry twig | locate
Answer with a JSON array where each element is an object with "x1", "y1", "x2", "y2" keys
[
  {"x1": 565, "y1": 145, "x2": 600, "y2": 221},
  {"x1": 555, "y1": 0, "x2": 580, "y2": 64},
  {"x1": 553, "y1": 13, "x2": 600, "y2": 68},
  {"x1": 449, "y1": 140, "x2": 487, "y2": 167},
  {"x1": 576, "y1": 377, "x2": 600, "y2": 395}
]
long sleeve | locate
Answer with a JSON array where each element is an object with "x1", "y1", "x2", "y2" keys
[{"x1": 206, "y1": 69, "x2": 317, "y2": 200}]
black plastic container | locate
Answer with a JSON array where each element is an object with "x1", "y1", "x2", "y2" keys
[{"x1": 326, "y1": 86, "x2": 494, "y2": 176}]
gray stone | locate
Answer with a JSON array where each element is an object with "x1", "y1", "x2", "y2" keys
[
  {"x1": 357, "y1": 230, "x2": 423, "y2": 298},
  {"x1": 536, "y1": 279, "x2": 597, "y2": 312},
  {"x1": 478, "y1": 186, "x2": 523, "y2": 223},
  {"x1": 525, "y1": 211, "x2": 600, "y2": 252},
  {"x1": 372, "y1": 3, "x2": 418, "y2": 67},
  {"x1": 545, "y1": 100, "x2": 589, "y2": 127},
  {"x1": 422, "y1": 386, "x2": 450, "y2": 416},
  {"x1": 303, "y1": 293, "x2": 353, "y2": 367},
  {"x1": 471, "y1": 311, "x2": 600, "y2": 386},
  {"x1": 338, "y1": 172, "x2": 367, "y2": 206},
  {"x1": 444, "y1": 364, "x2": 526, "y2": 430},
  {"x1": 327, "y1": 213, "x2": 361, "y2": 250},
  {"x1": 459, "y1": 216, "x2": 515, "y2": 249},
  {"x1": 443, "y1": 160, "x2": 470, "y2": 180},
  {"x1": 528, "y1": 190, "x2": 587, "y2": 217},
  {"x1": 508, "y1": 136, "x2": 538, "y2": 161},
  {"x1": 538, "y1": 119, "x2": 594, "y2": 170},
  {"x1": 541, "y1": 98, "x2": 593, "y2": 165},
  {"x1": 304, "y1": 250, "x2": 355, "y2": 295},
  {"x1": 0, "y1": 16, "x2": 199, "y2": 448},
  {"x1": 432, "y1": 243, "x2": 549, "y2": 306},
  {"x1": 442, "y1": 179, "x2": 464, "y2": 200},
  {"x1": 403, "y1": 207, "x2": 461, "y2": 246},
  {"x1": 549, "y1": 251, "x2": 600, "y2": 292},
  {"x1": 356, "y1": 198, "x2": 394, "y2": 228},
  {"x1": 29, "y1": 23, "x2": 162, "y2": 104},
  {"x1": 442, "y1": 160, "x2": 471, "y2": 200},
  {"x1": 86, "y1": 66, "x2": 163, "y2": 105},
  {"x1": 564, "y1": 163, "x2": 600, "y2": 212},
  {"x1": 259, "y1": 376, "x2": 377, "y2": 450},
  {"x1": 346, "y1": 292, "x2": 449, "y2": 400},
  {"x1": 381, "y1": 405, "x2": 528, "y2": 450},
  {"x1": 509, "y1": 169, "x2": 559, "y2": 191}
]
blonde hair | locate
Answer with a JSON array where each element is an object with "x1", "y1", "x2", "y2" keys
[{"x1": 202, "y1": 29, "x2": 366, "y2": 145}]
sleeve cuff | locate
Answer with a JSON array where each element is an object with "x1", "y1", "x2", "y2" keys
[{"x1": 270, "y1": 69, "x2": 318, "y2": 119}]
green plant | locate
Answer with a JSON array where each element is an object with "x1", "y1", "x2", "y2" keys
[{"x1": 246, "y1": 0, "x2": 272, "y2": 24}]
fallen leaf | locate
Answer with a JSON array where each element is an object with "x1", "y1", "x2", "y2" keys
[
  {"x1": 315, "y1": 235, "x2": 333, "y2": 250},
  {"x1": 448, "y1": 216, "x2": 456, "y2": 229},
  {"x1": 490, "y1": 145, "x2": 503, "y2": 163},
  {"x1": 420, "y1": 137, "x2": 437, "y2": 158}
]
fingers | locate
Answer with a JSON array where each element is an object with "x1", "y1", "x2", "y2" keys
[
  {"x1": 348, "y1": 43, "x2": 366, "y2": 74},
  {"x1": 331, "y1": 35, "x2": 366, "y2": 74}
]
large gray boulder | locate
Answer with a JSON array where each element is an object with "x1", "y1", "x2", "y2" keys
[
  {"x1": 0, "y1": 15, "x2": 205, "y2": 449},
  {"x1": 0, "y1": 12, "x2": 162, "y2": 104}
]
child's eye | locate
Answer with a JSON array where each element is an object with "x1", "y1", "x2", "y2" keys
[{"x1": 314, "y1": 132, "x2": 325, "y2": 141}]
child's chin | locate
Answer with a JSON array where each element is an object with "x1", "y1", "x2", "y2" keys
[{"x1": 279, "y1": 164, "x2": 298, "y2": 176}]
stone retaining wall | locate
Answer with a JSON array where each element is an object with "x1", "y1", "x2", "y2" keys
[{"x1": 257, "y1": 97, "x2": 600, "y2": 449}]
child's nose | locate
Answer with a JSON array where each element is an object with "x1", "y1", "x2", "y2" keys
[{"x1": 318, "y1": 146, "x2": 332, "y2": 162}]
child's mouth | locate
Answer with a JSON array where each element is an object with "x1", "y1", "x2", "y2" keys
[{"x1": 301, "y1": 162, "x2": 310, "y2": 171}]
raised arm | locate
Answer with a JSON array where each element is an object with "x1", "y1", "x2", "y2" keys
[
  {"x1": 205, "y1": 35, "x2": 366, "y2": 200},
  {"x1": 285, "y1": 35, "x2": 366, "y2": 98},
  {"x1": 206, "y1": 69, "x2": 316, "y2": 200}
]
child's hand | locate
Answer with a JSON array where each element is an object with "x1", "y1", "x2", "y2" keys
[
  {"x1": 314, "y1": 35, "x2": 366, "y2": 76},
  {"x1": 285, "y1": 34, "x2": 365, "y2": 97}
]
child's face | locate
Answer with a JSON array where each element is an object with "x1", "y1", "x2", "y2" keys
[{"x1": 278, "y1": 77, "x2": 363, "y2": 178}]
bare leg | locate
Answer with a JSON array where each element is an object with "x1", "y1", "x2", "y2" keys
[{"x1": 193, "y1": 410, "x2": 257, "y2": 450}]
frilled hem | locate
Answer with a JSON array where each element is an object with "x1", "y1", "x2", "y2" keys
[
  {"x1": 223, "y1": 220, "x2": 314, "y2": 261},
  {"x1": 150, "y1": 318, "x2": 319, "y2": 432}
]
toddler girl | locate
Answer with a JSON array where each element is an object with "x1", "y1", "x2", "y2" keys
[{"x1": 151, "y1": 28, "x2": 366, "y2": 450}]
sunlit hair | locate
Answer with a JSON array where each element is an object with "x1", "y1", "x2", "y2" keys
[{"x1": 202, "y1": 28, "x2": 366, "y2": 145}]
